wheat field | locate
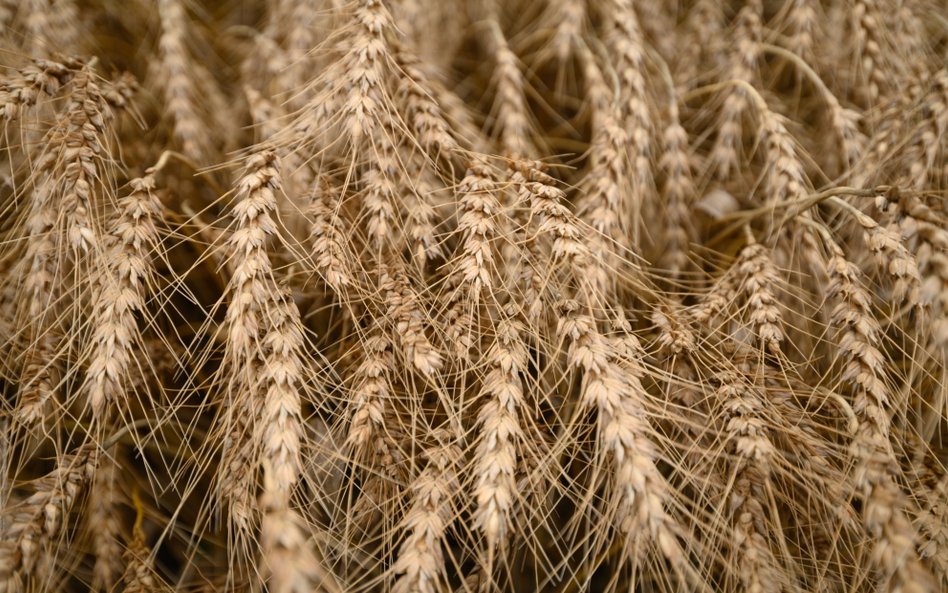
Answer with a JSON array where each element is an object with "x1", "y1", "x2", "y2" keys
[{"x1": 0, "y1": 1, "x2": 946, "y2": 592}]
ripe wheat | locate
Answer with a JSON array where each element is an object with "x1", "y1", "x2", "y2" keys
[{"x1": 0, "y1": 2, "x2": 946, "y2": 593}]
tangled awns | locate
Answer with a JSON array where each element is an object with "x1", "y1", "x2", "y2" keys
[{"x1": 0, "y1": 0, "x2": 947, "y2": 592}]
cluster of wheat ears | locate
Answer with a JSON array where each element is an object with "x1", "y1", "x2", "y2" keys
[{"x1": 0, "y1": 0, "x2": 946, "y2": 592}]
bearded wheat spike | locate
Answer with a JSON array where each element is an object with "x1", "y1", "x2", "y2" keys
[
  {"x1": 392, "y1": 438, "x2": 459, "y2": 593},
  {"x1": 444, "y1": 163, "x2": 500, "y2": 358},
  {"x1": 223, "y1": 151, "x2": 281, "y2": 364},
  {"x1": 692, "y1": 264, "x2": 740, "y2": 327},
  {"x1": 22, "y1": 0, "x2": 78, "y2": 57},
  {"x1": 486, "y1": 9, "x2": 532, "y2": 157},
  {"x1": 786, "y1": 0, "x2": 817, "y2": 60},
  {"x1": 758, "y1": 106, "x2": 808, "y2": 207},
  {"x1": 916, "y1": 471, "x2": 948, "y2": 584},
  {"x1": 85, "y1": 175, "x2": 161, "y2": 422},
  {"x1": 558, "y1": 302, "x2": 689, "y2": 574},
  {"x1": 42, "y1": 66, "x2": 123, "y2": 254},
  {"x1": 658, "y1": 101, "x2": 695, "y2": 279},
  {"x1": 736, "y1": 242, "x2": 785, "y2": 353},
  {"x1": 849, "y1": 210, "x2": 922, "y2": 309},
  {"x1": 713, "y1": 368, "x2": 783, "y2": 593},
  {"x1": 578, "y1": 46, "x2": 627, "y2": 294},
  {"x1": 260, "y1": 473, "x2": 339, "y2": 593},
  {"x1": 121, "y1": 519, "x2": 164, "y2": 593},
  {"x1": 89, "y1": 454, "x2": 123, "y2": 592},
  {"x1": 825, "y1": 242, "x2": 936, "y2": 592},
  {"x1": 347, "y1": 326, "x2": 394, "y2": 451},
  {"x1": 381, "y1": 263, "x2": 442, "y2": 375},
  {"x1": 451, "y1": 163, "x2": 500, "y2": 297},
  {"x1": 218, "y1": 150, "x2": 283, "y2": 533},
  {"x1": 852, "y1": 0, "x2": 892, "y2": 105},
  {"x1": 513, "y1": 161, "x2": 587, "y2": 268},
  {"x1": 157, "y1": 0, "x2": 213, "y2": 161},
  {"x1": 276, "y1": 0, "x2": 321, "y2": 111},
  {"x1": 16, "y1": 334, "x2": 56, "y2": 426},
  {"x1": 547, "y1": 0, "x2": 585, "y2": 63},
  {"x1": 362, "y1": 123, "x2": 401, "y2": 250},
  {"x1": 257, "y1": 289, "x2": 306, "y2": 501},
  {"x1": 603, "y1": 0, "x2": 651, "y2": 238},
  {"x1": 405, "y1": 167, "x2": 444, "y2": 269},
  {"x1": 711, "y1": 0, "x2": 762, "y2": 180},
  {"x1": 474, "y1": 309, "x2": 527, "y2": 556},
  {"x1": 0, "y1": 58, "x2": 75, "y2": 121},
  {"x1": 308, "y1": 176, "x2": 351, "y2": 293},
  {"x1": 341, "y1": 0, "x2": 395, "y2": 144},
  {"x1": 0, "y1": 444, "x2": 97, "y2": 592},
  {"x1": 677, "y1": 0, "x2": 724, "y2": 88},
  {"x1": 396, "y1": 49, "x2": 461, "y2": 157}
]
